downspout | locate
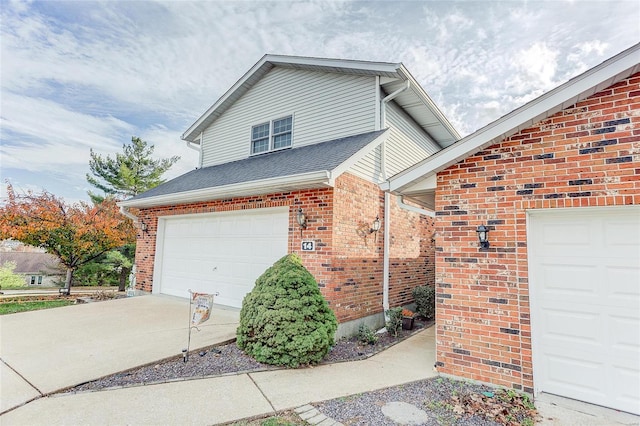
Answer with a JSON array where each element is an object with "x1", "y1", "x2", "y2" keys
[
  {"x1": 380, "y1": 80, "x2": 411, "y2": 316},
  {"x1": 186, "y1": 132, "x2": 203, "y2": 168}
]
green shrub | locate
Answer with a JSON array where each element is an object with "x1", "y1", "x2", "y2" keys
[
  {"x1": 413, "y1": 285, "x2": 435, "y2": 320},
  {"x1": 357, "y1": 323, "x2": 379, "y2": 345},
  {"x1": 385, "y1": 306, "x2": 403, "y2": 337},
  {"x1": 236, "y1": 254, "x2": 338, "y2": 367}
]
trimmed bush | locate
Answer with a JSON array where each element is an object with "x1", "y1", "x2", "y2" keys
[
  {"x1": 413, "y1": 285, "x2": 435, "y2": 320},
  {"x1": 236, "y1": 254, "x2": 338, "y2": 367}
]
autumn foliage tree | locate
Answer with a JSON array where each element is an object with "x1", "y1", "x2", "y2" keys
[{"x1": 0, "y1": 185, "x2": 135, "y2": 294}]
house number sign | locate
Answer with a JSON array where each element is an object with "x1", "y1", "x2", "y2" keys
[{"x1": 301, "y1": 241, "x2": 315, "y2": 251}]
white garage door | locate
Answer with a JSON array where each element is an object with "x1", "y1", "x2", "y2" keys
[
  {"x1": 528, "y1": 206, "x2": 640, "y2": 415},
  {"x1": 154, "y1": 207, "x2": 289, "y2": 308}
]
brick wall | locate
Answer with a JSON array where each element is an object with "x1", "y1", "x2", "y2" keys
[
  {"x1": 389, "y1": 196, "x2": 436, "y2": 306},
  {"x1": 134, "y1": 172, "x2": 435, "y2": 325},
  {"x1": 434, "y1": 72, "x2": 640, "y2": 393}
]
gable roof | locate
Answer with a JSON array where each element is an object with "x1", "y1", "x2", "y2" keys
[
  {"x1": 120, "y1": 129, "x2": 388, "y2": 208},
  {"x1": 182, "y1": 54, "x2": 460, "y2": 149},
  {"x1": 0, "y1": 252, "x2": 63, "y2": 275},
  {"x1": 385, "y1": 43, "x2": 640, "y2": 203}
]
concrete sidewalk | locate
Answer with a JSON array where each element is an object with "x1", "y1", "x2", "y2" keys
[
  {"x1": 1, "y1": 295, "x2": 239, "y2": 413},
  {"x1": 1, "y1": 325, "x2": 437, "y2": 425}
]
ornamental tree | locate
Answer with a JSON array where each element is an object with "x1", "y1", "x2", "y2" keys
[{"x1": 0, "y1": 185, "x2": 135, "y2": 294}]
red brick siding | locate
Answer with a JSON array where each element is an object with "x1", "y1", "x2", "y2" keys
[
  {"x1": 328, "y1": 173, "x2": 385, "y2": 322},
  {"x1": 434, "y1": 72, "x2": 640, "y2": 393},
  {"x1": 133, "y1": 172, "x2": 435, "y2": 324},
  {"x1": 389, "y1": 197, "x2": 436, "y2": 306}
]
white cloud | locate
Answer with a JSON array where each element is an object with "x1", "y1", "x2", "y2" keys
[{"x1": 1, "y1": 0, "x2": 638, "y2": 200}]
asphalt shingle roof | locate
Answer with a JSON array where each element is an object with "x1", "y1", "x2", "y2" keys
[
  {"x1": 130, "y1": 130, "x2": 386, "y2": 201},
  {"x1": 0, "y1": 252, "x2": 63, "y2": 275}
]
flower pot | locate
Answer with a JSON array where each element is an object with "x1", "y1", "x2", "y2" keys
[{"x1": 402, "y1": 316, "x2": 414, "y2": 330}]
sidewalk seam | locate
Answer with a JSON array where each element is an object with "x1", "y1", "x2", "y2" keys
[
  {"x1": 247, "y1": 372, "x2": 277, "y2": 415},
  {"x1": 0, "y1": 358, "x2": 44, "y2": 416}
]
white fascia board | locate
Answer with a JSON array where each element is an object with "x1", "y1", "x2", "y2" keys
[
  {"x1": 265, "y1": 54, "x2": 402, "y2": 74},
  {"x1": 388, "y1": 43, "x2": 640, "y2": 192},
  {"x1": 329, "y1": 130, "x2": 389, "y2": 185},
  {"x1": 118, "y1": 170, "x2": 331, "y2": 209}
]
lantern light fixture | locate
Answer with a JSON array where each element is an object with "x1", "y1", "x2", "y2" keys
[
  {"x1": 369, "y1": 216, "x2": 381, "y2": 242},
  {"x1": 296, "y1": 208, "x2": 307, "y2": 229},
  {"x1": 476, "y1": 224, "x2": 490, "y2": 249},
  {"x1": 370, "y1": 216, "x2": 381, "y2": 234}
]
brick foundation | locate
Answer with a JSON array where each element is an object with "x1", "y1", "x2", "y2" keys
[{"x1": 434, "y1": 73, "x2": 640, "y2": 392}]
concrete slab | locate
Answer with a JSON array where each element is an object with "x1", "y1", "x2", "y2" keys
[
  {"x1": 0, "y1": 295, "x2": 238, "y2": 409},
  {"x1": 381, "y1": 401, "x2": 430, "y2": 425},
  {"x1": 536, "y1": 393, "x2": 640, "y2": 425},
  {"x1": 0, "y1": 374, "x2": 274, "y2": 426},
  {"x1": 250, "y1": 328, "x2": 437, "y2": 411},
  {"x1": 0, "y1": 362, "x2": 41, "y2": 414}
]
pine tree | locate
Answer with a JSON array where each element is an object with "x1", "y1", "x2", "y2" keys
[{"x1": 86, "y1": 136, "x2": 179, "y2": 202}]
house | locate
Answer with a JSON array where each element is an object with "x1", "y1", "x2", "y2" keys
[
  {"x1": 385, "y1": 43, "x2": 640, "y2": 414},
  {"x1": 0, "y1": 252, "x2": 64, "y2": 286},
  {"x1": 119, "y1": 55, "x2": 460, "y2": 336}
]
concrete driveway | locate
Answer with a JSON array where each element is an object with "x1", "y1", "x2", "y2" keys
[{"x1": 0, "y1": 295, "x2": 239, "y2": 413}]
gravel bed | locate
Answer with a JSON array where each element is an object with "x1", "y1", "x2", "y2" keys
[
  {"x1": 63, "y1": 319, "x2": 431, "y2": 394},
  {"x1": 313, "y1": 377, "x2": 532, "y2": 426}
]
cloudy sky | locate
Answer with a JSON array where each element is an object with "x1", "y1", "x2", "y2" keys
[{"x1": 1, "y1": 0, "x2": 638, "y2": 203}]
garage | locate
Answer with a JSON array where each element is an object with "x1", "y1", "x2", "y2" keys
[
  {"x1": 153, "y1": 207, "x2": 289, "y2": 308},
  {"x1": 528, "y1": 206, "x2": 640, "y2": 415}
]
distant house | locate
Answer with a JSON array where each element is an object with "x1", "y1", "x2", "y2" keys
[
  {"x1": 119, "y1": 54, "x2": 460, "y2": 336},
  {"x1": 0, "y1": 252, "x2": 64, "y2": 286}
]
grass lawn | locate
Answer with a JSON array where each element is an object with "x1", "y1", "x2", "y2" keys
[{"x1": 0, "y1": 299, "x2": 75, "y2": 315}]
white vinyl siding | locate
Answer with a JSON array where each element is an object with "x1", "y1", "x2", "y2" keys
[
  {"x1": 349, "y1": 101, "x2": 439, "y2": 183},
  {"x1": 349, "y1": 146, "x2": 383, "y2": 183},
  {"x1": 384, "y1": 102, "x2": 440, "y2": 176},
  {"x1": 201, "y1": 68, "x2": 376, "y2": 167}
]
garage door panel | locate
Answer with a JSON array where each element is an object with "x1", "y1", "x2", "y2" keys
[
  {"x1": 614, "y1": 366, "x2": 640, "y2": 405},
  {"x1": 529, "y1": 207, "x2": 640, "y2": 415},
  {"x1": 545, "y1": 354, "x2": 606, "y2": 394},
  {"x1": 539, "y1": 263, "x2": 598, "y2": 295},
  {"x1": 607, "y1": 265, "x2": 640, "y2": 298},
  {"x1": 155, "y1": 207, "x2": 289, "y2": 308},
  {"x1": 610, "y1": 313, "x2": 640, "y2": 351},
  {"x1": 540, "y1": 308, "x2": 603, "y2": 345}
]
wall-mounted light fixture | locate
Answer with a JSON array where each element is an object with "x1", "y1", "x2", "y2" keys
[
  {"x1": 296, "y1": 208, "x2": 307, "y2": 229},
  {"x1": 369, "y1": 216, "x2": 381, "y2": 242},
  {"x1": 139, "y1": 220, "x2": 148, "y2": 234},
  {"x1": 476, "y1": 224, "x2": 490, "y2": 249},
  {"x1": 296, "y1": 208, "x2": 307, "y2": 238}
]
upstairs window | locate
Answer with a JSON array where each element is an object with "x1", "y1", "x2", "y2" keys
[{"x1": 251, "y1": 115, "x2": 292, "y2": 154}]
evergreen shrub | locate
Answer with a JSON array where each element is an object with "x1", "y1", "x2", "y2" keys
[
  {"x1": 236, "y1": 254, "x2": 338, "y2": 367},
  {"x1": 413, "y1": 285, "x2": 435, "y2": 320}
]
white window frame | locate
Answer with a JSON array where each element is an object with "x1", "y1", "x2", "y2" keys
[{"x1": 250, "y1": 115, "x2": 293, "y2": 155}]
